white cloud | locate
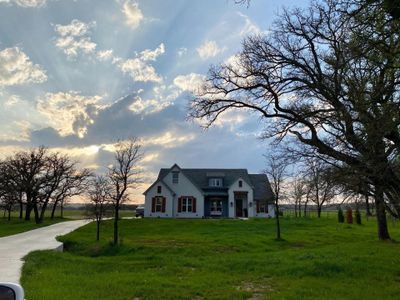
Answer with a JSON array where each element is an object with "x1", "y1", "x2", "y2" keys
[
  {"x1": 0, "y1": 0, "x2": 47, "y2": 7},
  {"x1": 118, "y1": 43, "x2": 165, "y2": 83},
  {"x1": 238, "y1": 12, "x2": 262, "y2": 36},
  {"x1": 197, "y1": 40, "x2": 224, "y2": 60},
  {"x1": 177, "y1": 47, "x2": 187, "y2": 57},
  {"x1": 139, "y1": 43, "x2": 165, "y2": 61},
  {"x1": 36, "y1": 91, "x2": 103, "y2": 138},
  {"x1": 54, "y1": 19, "x2": 97, "y2": 59},
  {"x1": 120, "y1": 58, "x2": 162, "y2": 82},
  {"x1": 0, "y1": 47, "x2": 47, "y2": 87},
  {"x1": 143, "y1": 131, "x2": 196, "y2": 148},
  {"x1": 173, "y1": 73, "x2": 206, "y2": 94},
  {"x1": 121, "y1": 0, "x2": 144, "y2": 29},
  {"x1": 96, "y1": 49, "x2": 114, "y2": 61}
]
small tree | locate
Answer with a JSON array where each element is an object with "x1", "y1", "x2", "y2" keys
[
  {"x1": 87, "y1": 175, "x2": 111, "y2": 241},
  {"x1": 346, "y1": 208, "x2": 353, "y2": 224},
  {"x1": 338, "y1": 207, "x2": 345, "y2": 223},
  {"x1": 108, "y1": 138, "x2": 143, "y2": 246},
  {"x1": 264, "y1": 154, "x2": 287, "y2": 240}
]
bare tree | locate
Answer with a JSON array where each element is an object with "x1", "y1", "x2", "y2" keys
[
  {"x1": 108, "y1": 138, "x2": 143, "y2": 246},
  {"x1": 87, "y1": 175, "x2": 111, "y2": 241},
  {"x1": 304, "y1": 159, "x2": 337, "y2": 218},
  {"x1": 189, "y1": 0, "x2": 400, "y2": 240},
  {"x1": 289, "y1": 176, "x2": 306, "y2": 218},
  {"x1": 264, "y1": 154, "x2": 287, "y2": 240}
]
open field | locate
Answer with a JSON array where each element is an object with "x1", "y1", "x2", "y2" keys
[
  {"x1": 21, "y1": 216, "x2": 400, "y2": 299},
  {"x1": 0, "y1": 209, "x2": 135, "y2": 237},
  {"x1": 0, "y1": 217, "x2": 66, "y2": 238}
]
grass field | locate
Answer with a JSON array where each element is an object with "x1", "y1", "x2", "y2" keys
[
  {"x1": 0, "y1": 209, "x2": 135, "y2": 237},
  {"x1": 20, "y1": 215, "x2": 400, "y2": 299}
]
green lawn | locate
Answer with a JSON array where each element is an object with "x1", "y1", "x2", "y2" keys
[
  {"x1": 0, "y1": 209, "x2": 135, "y2": 238},
  {"x1": 21, "y1": 216, "x2": 400, "y2": 299},
  {"x1": 0, "y1": 217, "x2": 65, "y2": 238}
]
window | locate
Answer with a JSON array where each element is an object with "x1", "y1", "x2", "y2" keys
[
  {"x1": 257, "y1": 202, "x2": 268, "y2": 213},
  {"x1": 209, "y1": 178, "x2": 223, "y2": 187},
  {"x1": 179, "y1": 197, "x2": 196, "y2": 213},
  {"x1": 238, "y1": 180, "x2": 243, "y2": 188},
  {"x1": 172, "y1": 172, "x2": 179, "y2": 184},
  {"x1": 157, "y1": 186, "x2": 162, "y2": 193},
  {"x1": 155, "y1": 197, "x2": 163, "y2": 212},
  {"x1": 210, "y1": 199, "x2": 222, "y2": 215}
]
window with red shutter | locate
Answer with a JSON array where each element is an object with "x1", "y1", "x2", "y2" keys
[
  {"x1": 152, "y1": 197, "x2": 156, "y2": 213},
  {"x1": 192, "y1": 197, "x2": 196, "y2": 213},
  {"x1": 161, "y1": 197, "x2": 166, "y2": 212}
]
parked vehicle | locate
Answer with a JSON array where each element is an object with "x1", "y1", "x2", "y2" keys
[
  {"x1": 135, "y1": 205, "x2": 145, "y2": 218},
  {"x1": 0, "y1": 282, "x2": 24, "y2": 300}
]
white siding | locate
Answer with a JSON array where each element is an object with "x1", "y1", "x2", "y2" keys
[
  {"x1": 228, "y1": 178, "x2": 254, "y2": 218},
  {"x1": 164, "y1": 167, "x2": 204, "y2": 218},
  {"x1": 144, "y1": 181, "x2": 173, "y2": 218}
]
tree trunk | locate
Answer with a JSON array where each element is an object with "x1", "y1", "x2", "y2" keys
[
  {"x1": 60, "y1": 200, "x2": 64, "y2": 218},
  {"x1": 25, "y1": 202, "x2": 32, "y2": 221},
  {"x1": 304, "y1": 200, "x2": 308, "y2": 217},
  {"x1": 19, "y1": 201, "x2": 23, "y2": 219},
  {"x1": 114, "y1": 203, "x2": 119, "y2": 245},
  {"x1": 39, "y1": 202, "x2": 48, "y2": 223},
  {"x1": 317, "y1": 205, "x2": 322, "y2": 218},
  {"x1": 374, "y1": 183, "x2": 391, "y2": 240},
  {"x1": 7, "y1": 209, "x2": 11, "y2": 221},
  {"x1": 51, "y1": 200, "x2": 58, "y2": 219},
  {"x1": 96, "y1": 219, "x2": 100, "y2": 241},
  {"x1": 365, "y1": 194, "x2": 372, "y2": 216},
  {"x1": 275, "y1": 199, "x2": 281, "y2": 240},
  {"x1": 33, "y1": 204, "x2": 41, "y2": 224}
]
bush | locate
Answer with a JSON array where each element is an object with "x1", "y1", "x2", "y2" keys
[
  {"x1": 355, "y1": 209, "x2": 362, "y2": 225},
  {"x1": 346, "y1": 208, "x2": 353, "y2": 224},
  {"x1": 338, "y1": 208, "x2": 344, "y2": 223}
]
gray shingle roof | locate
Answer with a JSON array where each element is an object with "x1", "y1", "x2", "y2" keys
[{"x1": 155, "y1": 167, "x2": 274, "y2": 202}]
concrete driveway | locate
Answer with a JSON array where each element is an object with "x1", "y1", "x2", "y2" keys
[{"x1": 0, "y1": 220, "x2": 90, "y2": 283}]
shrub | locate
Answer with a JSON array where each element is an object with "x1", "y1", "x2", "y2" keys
[
  {"x1": 346, "y1": 208, "x2": 353, "y2": 224},
  {"x1": 355, "y1": 209, "x2": 362, "y2": 225},
  {"x1": 338, "y1": 208, "x2": 344, "y2": 223}
]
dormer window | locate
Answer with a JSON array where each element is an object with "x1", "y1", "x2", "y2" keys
[
  {"x1": 172, "y1": 172, "x2": 179, "y2": 184},
  {"x1": 239, "y1": 180, "x2": 243, "y2": 188},
  {"x1": 209, "y1": 178, "x2": 223, "y2": 187}
]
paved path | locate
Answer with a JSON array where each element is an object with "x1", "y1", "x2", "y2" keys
[{"x1": 0, "y1": 220, "x2": 90, "y2": 283}]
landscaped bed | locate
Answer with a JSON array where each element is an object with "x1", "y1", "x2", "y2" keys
[{"x1": 21, "y1": 217, "x2": 400, "y2": 299}]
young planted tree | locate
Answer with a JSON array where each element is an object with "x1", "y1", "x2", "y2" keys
[
  {"x1": 264, "y1": 155, "x2": 287, "y2": 240},
  {"x1": 108, "y1": 138, "x2": 143, "y2": 246},
  {"x1": 190, "y1": 0, "x2": 400, "y2": 240},
  {"x1": 87, "y1": 175, "x2": 111, "y2": 241},
  {"x1": 290, "y1": 176, "x2": 306, "y2": 218}
]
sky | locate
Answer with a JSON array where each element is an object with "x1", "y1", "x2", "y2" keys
[{"x1": 0, "y1": 0, "x2": 307, "y2": 203}]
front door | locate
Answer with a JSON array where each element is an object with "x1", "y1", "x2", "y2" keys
[{"x1": 235, "y1": 199, "x2": 243, "y2": 217}]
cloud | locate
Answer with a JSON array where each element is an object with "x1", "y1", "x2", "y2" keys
[
  {"x1": 196, "y1": 40, "x2": 224, "y2": 60},
  {"x1": 0, "y1": 0, "x2": 47, "y2": 7},
  {"x1": 121, "y1": 0, "x2": 144, "y2": 29},
  {"x1": 0, "y1": 47, "x2": 47, "y2": 87},
  {"x1": 118, "y1": 43, "x2": 165, "y2": 83},
  {"x1": 96, "y1": 49, "x2": 114, "y2": 61},
  {"x1": 173, "y1": 73, "x2": 206, "y2": 94},
  {"x1": 54, "y1": 19, "x2": 97, "y2": 59},
  {"x1": 177, "y1": 47, "x2": 187, "y2": 57},
  {"x1": 238, "y1": 12, "x2": 262, "y2": 36},
  {"x1": 139, "y1": 43, "x2": 165, "y2": 61},
  {"x1": 36, "y1": 91, "x2": 103, "y2": 138}
]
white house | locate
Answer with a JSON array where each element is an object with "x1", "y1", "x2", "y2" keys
[{"x1": 143, "y1": 164, "x2": 275, "y2": 218}]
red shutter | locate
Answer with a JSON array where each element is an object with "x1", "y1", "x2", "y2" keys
[
  {"x1": 151, "y1": 197, "x2": 155, "y2": 213},
  {"x1": 256, "y1": 201, "x2": 260, "y2": 213},
  {"x1": 192, "y1": 197, "x2": 196, "y2": 213},
  {"x1": 178, "y1": 197, "x2": 182, "y2": 212},
  {"x1": 162, "y1": 197, "x2": 166, "y2": 213}
]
